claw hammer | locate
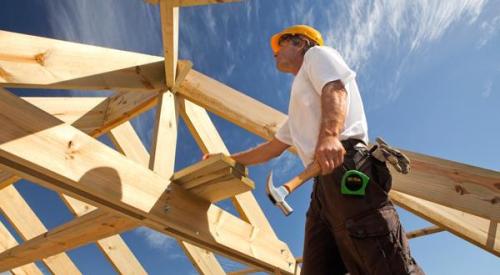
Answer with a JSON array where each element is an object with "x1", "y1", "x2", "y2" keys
[{"x1": 266, "y1": 162, "x2": 321, "y2": 216}]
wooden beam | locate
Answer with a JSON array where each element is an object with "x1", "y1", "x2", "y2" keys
[
  {"x1": 391, "y1": 191, "x2": 499, "y2": 256},
  {"x1": 179, "y1": 70, "x2": 286, "y2": 141},
  {"x1": 22, "y1": 92, "x2": 160, "y2": 138},
  {"x1": 179, "y1": 98, "x2": 229, "y2": 154},
  {"x1": 60, "y1": 196, "x2": 147, "y2": 274},
  {"x1": 0, "y1": 221, "x2": 42, "y2": 275},
  {"x1": 172, "y1": 154, "x2": 254, "y2": 202},
  {"x1": 149, "y1": 91, "x2": 178, "y2": 178},
  {"x1": 75, "y1": 90, "x2": 160, "y2": 137},
  {"x1": 391, "y1": 152, "x2": 500, "y2": 220},
  {"x1": 0, "y1": 88, "x2": 295, "y2": 273},
  {"x1": 0, "y1": 30, "x2": 165, "y2": 91},
  {"x1": 406, "y1": 225, "x2": 444, "y2": 239},
  {"x1": 176, "y1": 69, "x2": 500, "y2": 221},
  {"x1": 0, "y1": 185, "x2": 81, "y2": 274},
  {"x1": 22, "y1": 97, "x2": 106, "y2": 126},
  {"x1": 146, "y1": 0, "x2": 243, "y2": 7},
  {"x1": 159, "y1": 0, "x2": 179, "y2": 89}
]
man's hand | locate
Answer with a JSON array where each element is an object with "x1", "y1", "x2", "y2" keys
[
  {"x1": 315, "y1": 135, "x2": 345, "y2": 175},
  {"x1": 202, "y1": 153, "x2": 216, "y2": 160}
]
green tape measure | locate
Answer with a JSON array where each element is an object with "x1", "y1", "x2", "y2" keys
[{"x1": 340, "y1": 169, "x2": 370, "y2": 196}]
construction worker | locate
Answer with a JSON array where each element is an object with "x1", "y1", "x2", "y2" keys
[{"x1": 205, "y1": 25, "x2": 423, "y2": 274}]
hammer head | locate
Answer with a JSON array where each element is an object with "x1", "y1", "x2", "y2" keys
[{"x1": 266, "y1": 171, "x2": 293, "y2": 216}]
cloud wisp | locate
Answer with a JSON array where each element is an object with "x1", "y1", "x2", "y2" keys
[
  {"x1": 134, "y1": 227, "x2": 182, "y2": 259},
  {"x1": 282, "y1": 0, "x2": 489, "y2": 104}
]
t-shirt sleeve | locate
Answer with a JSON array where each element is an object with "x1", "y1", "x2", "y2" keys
[
  {"x1": 275, "y1": 119, "x2": 293, "y2": 145},
  {"x1": 305, "y1": 47, "x2": 356, "y2": 95}
]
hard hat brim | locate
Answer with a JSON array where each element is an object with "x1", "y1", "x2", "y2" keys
[{"x1": 270, "y1": 32, "x2": 283, "y2": 54}]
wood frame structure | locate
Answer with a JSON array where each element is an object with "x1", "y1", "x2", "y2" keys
[{"x1": 0, "y1": 0, "x2": 498, "y2": 274}]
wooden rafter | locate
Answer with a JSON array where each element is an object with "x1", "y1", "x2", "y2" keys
[
  {"x1": 0, "y1": 88, "x2": 295, "y2": 274},
  {"x1": 0, "y1": 185, "x2": 81, "y2": 274},
  {"x1": 60, "y1": 195, "x2": 147, "y2": 274},
  {"x1": 406, "y1": 225, "x2": 444, "y2": 239},
  {"x1": 0, "y1": 221, "x2": 42, "y2": 275},
  {"x1": 392, "y1": 191, "x2": 499, "y2": 256},
  {"x1": 146, "y1": 0, "x2": 243, "y2": 7},
  {"x1": 0, "y1": 31, "x2": 165, "y2": 91}
]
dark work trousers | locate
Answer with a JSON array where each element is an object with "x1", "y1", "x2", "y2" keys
[{"x1": 301, "y1": 139, "x2": 424, "y2": 275}]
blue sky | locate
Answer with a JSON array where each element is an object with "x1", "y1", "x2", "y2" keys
[{"x1": 1, "y1": 0, "x2": 499, "y2": 274}]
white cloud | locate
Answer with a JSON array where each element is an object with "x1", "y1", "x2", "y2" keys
[
  {"x1": 477, "y1": 15, "x2": 500, "y2": 48},
  {"x1": 270, "y1": 151, "x2": 302, "y2": 180},
  {"x1": 290, "y1": 0, "x2": 489, "y2": 103},
  {"x1": 319, "y1": 0, "x2": 488, "y2": 70},
  {"x1": 134, "y1": 227, "x2": 180, "y2": 256},
  {"x1": 482, "y1": 80, "x2": 493, "y2": 98}
]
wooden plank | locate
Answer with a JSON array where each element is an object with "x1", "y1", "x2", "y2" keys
[
  {"x1": 172, "y1": 159, "x2": 254, "y2": 202},
  {"x1": 391, "y1": 191, "x2": 499, "y2": 256},
  {"x1": 178, "y1": 70, "x2": 286, "y2": 141},
  {"x1": 60, "y1": 197, "x2": 147, "y2": 275},
  {"x1": 21, "y1": 92, "x2": 160, "y2": 138},
  {"x1": 171, "y1": 153, "x2": 246, "y2": 184},
  {"x1": 180, "y1": 167, "x2": 239, "y2": 189},
  {"x1": 179, "y1": 98, "x2": 230, "y2": 155},
  {"x1": 190, "y1": 176, "x2": 254, "y2": 203},
  {"x1": 22, "y1": 97, "x2": 106, "y2": 126},
  {"x1": 149, "y1": 91, "x2": 178, "y2": 178},
  {"x1": 176, "y1": 69, "x2": 500, "y2": 221},
  {"x1": 0, "y1": 185, "x2": 81, "y2": 274},
  {"x1": 159, "y1": 0, "x2": 179, "y2": 88},
  {"x1": 0, "y1": 88, "x2": 295, "y2": 273},
  {"x1": 109, "y1": 122, "x2": 150, "y2": 166},
  {"x1": 406, "y1": 225, "x2": 444, "y2": 239},
  {"x1": 180, "y1": 242, "x2": 225, "y2": 275},
  {"x1": 0, "y1": 221, "x2": 42, "y2": 275},
  {"x1": 391, "y1": 152, "x2": 500, "y2": 220},
  {"x1": 146, "y1": 0, "x2": 243, "y2": 7},
  {"x1": 0, "y1": 30, "x2": 165, "y2": 91}
]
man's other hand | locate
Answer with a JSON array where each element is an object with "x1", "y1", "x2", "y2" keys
[
  {"x1": 314, "y1": 135, "x2": 345, "y2": 175},
  {"x1": 202, "y1": 153, "x2": 218, "y2": 160}
]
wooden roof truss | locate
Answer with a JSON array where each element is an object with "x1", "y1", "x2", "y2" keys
[{"x1": 0, "y1": 0, "x2": 498, "y2": 274}]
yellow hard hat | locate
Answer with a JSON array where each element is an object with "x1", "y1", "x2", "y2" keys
[{"x1": 270, "y1": 25, "x2": 324, "y2": 53}]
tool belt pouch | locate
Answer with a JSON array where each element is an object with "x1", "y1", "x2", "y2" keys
[{"x1": 370, "y1": 137, "x2": 411, "y2": 174}]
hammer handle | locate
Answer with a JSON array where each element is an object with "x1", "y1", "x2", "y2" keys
[{"x1": 283, "y1": 162, "x2": 321, "y2": 193}]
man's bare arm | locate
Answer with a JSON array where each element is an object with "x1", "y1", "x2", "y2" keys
[
  {"x1": 315, "y1": 80, "x2": 347, "y2": 174},
  {"x1": 230, "y1": 138, "x2": 290, "y2": 166}
]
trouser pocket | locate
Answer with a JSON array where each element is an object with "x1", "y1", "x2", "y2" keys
[{"x1": 345, "y1": 207, "x2": 416, "y2": 275}]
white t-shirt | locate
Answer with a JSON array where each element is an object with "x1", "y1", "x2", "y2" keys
[{"x1": 275, "y1": 46, "x2": 369, "y2": 166}]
